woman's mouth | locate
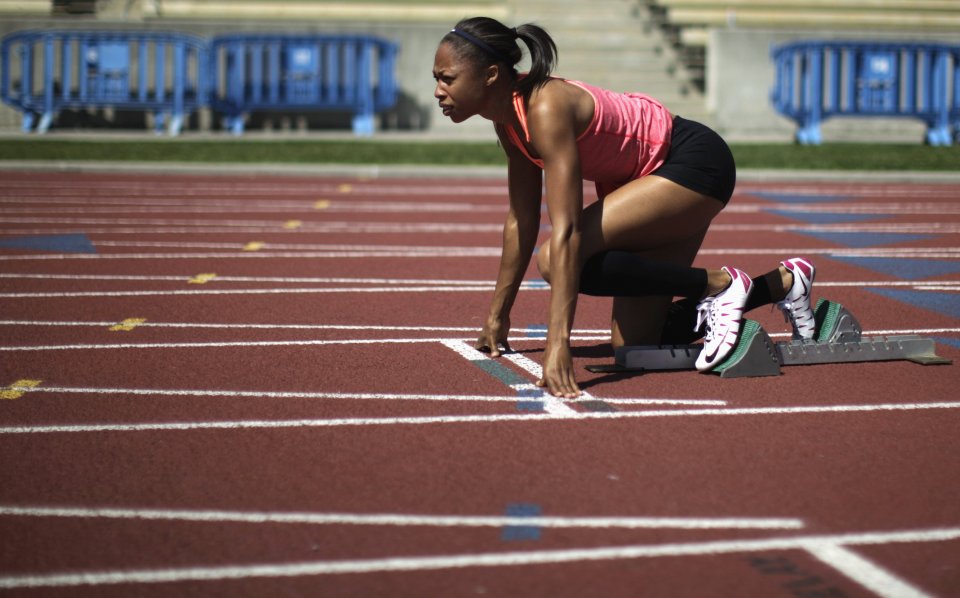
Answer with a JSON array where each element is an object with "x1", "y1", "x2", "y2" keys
[{"x1": 440, "y1": 104, "x2": 453, "y2": 116}]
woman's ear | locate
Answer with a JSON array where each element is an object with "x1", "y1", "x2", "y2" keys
[{"x1": 484, "y1": 64, "x2": 501, "y2": 87}]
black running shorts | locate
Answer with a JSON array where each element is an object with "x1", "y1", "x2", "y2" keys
[{"x1": 651, "y1": 115, "x2": 737, "y2": 205}]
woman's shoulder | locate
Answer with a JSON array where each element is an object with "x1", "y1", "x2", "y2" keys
[{"x1": 525, "y1": 78, "x2": 595, "y2": 136}]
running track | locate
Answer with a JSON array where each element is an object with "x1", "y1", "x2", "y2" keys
[{"x1": 0, "y1": 168, "x2": 958, "y2": 596}]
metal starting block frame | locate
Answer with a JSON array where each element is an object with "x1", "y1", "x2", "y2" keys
[{"x1": 590, "y1": 299, "x2": 952, "y2": 379}]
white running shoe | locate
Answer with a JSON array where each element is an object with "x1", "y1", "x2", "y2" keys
[
  {"x1": 777, "y1": 257, "x2": 816, "y2": 340},
  {"x1": 694, "y1": 267, "x2": 754, "y2": 372}
]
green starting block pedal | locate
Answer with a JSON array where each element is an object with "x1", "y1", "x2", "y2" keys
[{"x1": 588, "y1": 299, "x2": 952, "y2": 379}]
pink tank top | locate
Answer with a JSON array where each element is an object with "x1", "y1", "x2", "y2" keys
[{"x1": 505, "y1": 79, "x2": 673, "y2": 198}]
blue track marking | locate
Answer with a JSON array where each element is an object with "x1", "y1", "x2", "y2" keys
[
  {"x1": 751, "y1": 192, "x2": 851, "y2": 203},
  {"x1": 797, "y1": 231, "x2": 937, "y2": 248},
  {"x1": 767, "y1": 210, "x2": 889, "y2": 225},
  {"x1": 0, "y1": 233, "x2": 96, "y2": 254},
  {"x1": 831, "y1": 257, "x2": 960, "y2": 280},
  {"x1": 501, "y1": 503, "x2": 543, "y2": 542},
  {"x1": 867, "y1": 289, "x2": 960, "y2": 320},
  {"x1": 525, "y1": 324, "x2": 548, "y2": 338},
  {"x1": 934, "y1": 337, "x2": 960, "y2": 350}
]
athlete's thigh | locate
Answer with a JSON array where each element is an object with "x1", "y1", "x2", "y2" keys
[{"x1": 581, "y1": 175, "x2": 723, "y2": 257}]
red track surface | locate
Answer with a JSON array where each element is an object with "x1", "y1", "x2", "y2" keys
[{"x1": 0, "y1": 169, "x2": 958, "y2": 596}]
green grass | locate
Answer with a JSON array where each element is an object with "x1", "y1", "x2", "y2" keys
[{"x1": 1, "y1": 138, "x2": 958, "y2": 170}]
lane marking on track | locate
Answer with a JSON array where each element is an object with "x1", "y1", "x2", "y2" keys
[
  {"x1": 187, "y1": 273, "x2": 217, "y2": 285},
  {"x1": 0, "y1": 217, "x2": 508, "y2": 233},
  {"x1": 3, "y1": 247, "x2": 959, "y2": 261},
  {"x1": 441, "y1": 340, "x2": 578, "y2": 416},
  {"x1": 1, "y1": 327, "x2": 956, "y2": 352},
  {"x1": 0, "y1": 526, "x2": 957, "y2": 589},
  {"x1": 0, "y1": 287, "x2": 521, "y2": 298},
  {"x1": 0, "y1": 385, "x2": 724, "y2": 406},
  {"x1": 0, "y1": 273, "x2": 958, "y2": 292},
  {"x1": 0, "y1": 250, "x2": 505, "y2": 261},
  {"x1": 0, "y1": 505, "x2": 801, "y2": 530},
  {"x1": 805, "y1": 542, "x2": 932, "y2": 598},
  {"x1": 501, "y1": 351, "x2": 616, "y2": 411},
  {"x1": 7, "y1": 200, "x2": 958, "y2": 216},
  {"x1": 108, "y1": 318, "x2": 147, "y2": 332},
  {"x1": 0, "y1": 198, "x2": 509, "y2": 213},
  {"x1": 0, "y1": 379, "x2": 42, "y2": 400},
  {"x1": 3, "y1": 401, "x2": 960, "y2": 434},
  {"x1": 0, "y1": 181, "x2": 511, "y2": 196}
]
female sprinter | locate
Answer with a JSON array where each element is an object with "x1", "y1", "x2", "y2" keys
[{"x1": 433, "y1": 17, "x2": 816, "y2": 398}]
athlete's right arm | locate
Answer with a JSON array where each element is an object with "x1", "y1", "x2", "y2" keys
[{"x1": 475, "y1": 125, "x2": 543, "y2": 357}]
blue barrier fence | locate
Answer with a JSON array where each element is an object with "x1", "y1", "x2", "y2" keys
[
  {"x1": 1, "y1": 29, "x2": 400, "y2": 136},
  {"x1": 772, "y1": 40, "x2": 960, "y2": 145},
  {"x1": 209, "y1": 34, "x2": 398, "y2": 135},
  {"x1": 1, "y1": 30, "x2": 206, "y2": 134}
]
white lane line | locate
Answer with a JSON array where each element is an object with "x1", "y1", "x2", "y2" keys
[
  {"x1": 0, "y1": 286, "x2": 514, "y2": 298},
  {"x1": 3, "y1": 401, "x2": 960, "y2": 434},
  {"x1": 0, "y1": 227, "x2": 494, "y2": 235},
  {"x1": 0, "y1": 250, "x2": 505, "y2": 261},
  {"x1": 805, "y1": 542, "x2": 933, "y2": 598},
  {"x1": 92, "y1": 241, "x2": 499, "y2": 252},
  {"x1": 0, "y1": 202, "x2": 507, "y2": 214},
  {"x1": 0, "y1": 274, "x2": 503, "y2": 285},
  {"x1": 697, "y1": 248, "x2": 960, "y2": 257},
  {"x1": 710, "y1": 224, "x2": 960, "y2": 234},
  {"x1": 0, "y1": 217, "x2": 506, "y2": 233},
  {"x1": 726, "y1": 202, "x2": 960, "y2": 215},
  {"x1": 2, "y1": 284, "x2": 959, "y2": 299},
  {"x1": 440, "y1": 340, "x2": 578, "y2": 416},
  {"x1": 0, "y1": 273, "x2": 958, "y2": 289},
  {"x1": 0, "y1": 527, "x2": 957, "y2": 589},
  {"x1": 2, "y1": 328, "x2": 955, "y2": 352},
  {"x1": 0, "y1": 320, "x2": 490, "y2": 332},
  {"x1": 0, "y1": 505, "x2": 802, "y2": 530},
  {"x1": 0, "y1": 182, "x2": 511, "y2": 196},
  {"x1": 3, "y1": 386, "x2": 722, "y2": 407},
  {"x1": 0, "y1": 337, "x2": 503, "y2": 352}
]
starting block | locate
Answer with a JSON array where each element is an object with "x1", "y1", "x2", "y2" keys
[{"x1": 587, "y1": 299, "x2": 952, "y2": 379}]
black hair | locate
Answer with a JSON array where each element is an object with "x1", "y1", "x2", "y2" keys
[{"x1": 442, "y1": 16, "x2": 558, "y2": 98}]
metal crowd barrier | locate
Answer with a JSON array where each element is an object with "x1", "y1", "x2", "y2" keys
[
  {"x1": 1, "y1": 30, "x2": 400, "y2": 136},
  {"x1": 208, "y1": 33, "x2": 399, "y2": 136},
  {"x1": 1, "y1": 29, "x2": 207, "y2": 135},
  {"x1": 771, "y1": 40, "x2": 960, "y2": 145}
]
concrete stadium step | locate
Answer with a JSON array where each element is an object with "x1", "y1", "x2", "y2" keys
[{"x1": 509, "y1": 0, "x2": 706, "y2": 119}]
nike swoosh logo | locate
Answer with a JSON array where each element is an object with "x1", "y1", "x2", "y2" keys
[{"x1": 704, "y1": 329, "x2": 733, "y2": 364}]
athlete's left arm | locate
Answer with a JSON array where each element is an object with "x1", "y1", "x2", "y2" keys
[{"x1": 526, "y1": 84, "x2": 584, "y2": 398}]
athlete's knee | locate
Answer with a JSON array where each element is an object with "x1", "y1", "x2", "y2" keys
[{"x1": 536, "y1": 242, "x2": 551, "y2": 283}]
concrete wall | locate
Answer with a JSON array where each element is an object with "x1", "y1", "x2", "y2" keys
[{"x1": 708, "y1": 28, "x2": 959, "y2": 143}]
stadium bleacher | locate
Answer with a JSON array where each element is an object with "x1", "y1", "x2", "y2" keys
[{"x1": 648, "y1": 0, "x2": 960, "y2": 47}]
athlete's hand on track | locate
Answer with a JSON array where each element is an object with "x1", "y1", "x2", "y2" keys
[
  {"x1": 475, "y1": 316, "x2": 512, "y2": 357},
  {"x1": 537, "y1": 340, "x2": 582, "y2": 398}
]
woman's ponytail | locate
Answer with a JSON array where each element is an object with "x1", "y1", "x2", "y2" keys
[
  {"x1": 514, "y1": 23, "x2": 557, "y2": 97},
  {"x1": 443, "y1": 17, "x2": 558, "y2": 97}
]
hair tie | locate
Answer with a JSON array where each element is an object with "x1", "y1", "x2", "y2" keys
[
  {"x1": 450, "y1": 28, "x2": 511, "y2": 63},
  {"x1": 511, "y1": 27, "x2": 518, "y2": 38}
]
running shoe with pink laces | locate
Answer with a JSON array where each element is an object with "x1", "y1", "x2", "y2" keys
[
  {"x1": 694, "y1": 267, "x2": 754, "y2": 372},
  {"x1": 777, "y1": 257, "x2": 816, "y2": 340}
]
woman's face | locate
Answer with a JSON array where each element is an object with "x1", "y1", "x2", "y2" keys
[{"x1": 432, "y1": 42, "x2": 489, "y2": 123}]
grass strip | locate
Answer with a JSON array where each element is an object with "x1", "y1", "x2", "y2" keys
[{"x1": 1, "y1": 139, "x2": 958, "y2": 170}]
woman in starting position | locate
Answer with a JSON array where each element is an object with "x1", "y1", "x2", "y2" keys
[{"x1": 433, "y1": 17, "x2": 817, "y2": 397}]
